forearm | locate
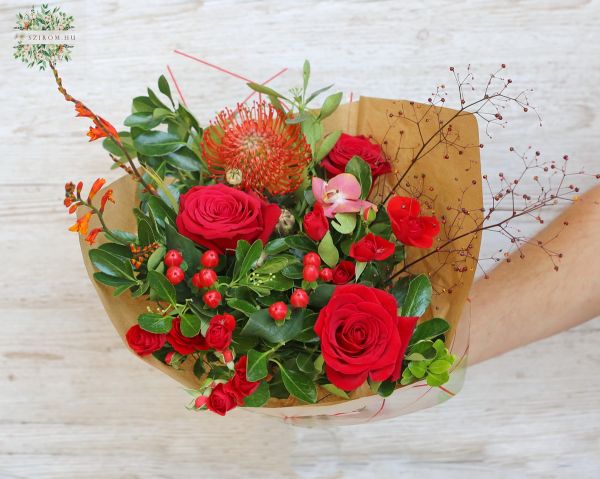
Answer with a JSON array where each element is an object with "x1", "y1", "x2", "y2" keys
[{"x1": 468, "y1": 185, "x2": 600, "y2": 365}]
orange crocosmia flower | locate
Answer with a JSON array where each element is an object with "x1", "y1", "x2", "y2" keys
[
  {"x1": 75, "y1": 102, "x2": 93, "y2": 118},
  {"x1": 69, "y1": 211, "x2": 93, "y2": 235},
  {"x1": 100, "y1": 189, "x2": 115, "y2": 213},
  {"x1": 75, "y1": 102, "x2": 120, "y2": 143},
  {"x1": 87, "y1": 178, "x2": 106, "y2": 202},
  {"x1": 85, "y1": 228, "x2": 103, "y2": 246},
  {"x1": 68, "y1": 203, "x2": 80, "y2": 214}
]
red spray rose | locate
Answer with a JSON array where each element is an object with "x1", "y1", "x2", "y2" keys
[
  {"x1": 323, "y1": 133, "x2": 392, "y2": 179},
  {"x1": 228, "y1": 355, "x2": 260, "y2": 405},
  {"x1": 387, "y1": 196, "x2": 440, "y2": 248},
  {"x1": 302, "y1": 202, "x2": 329, "y2": 241},
  {"x1": 349, "y1": 233, "x2": 395, "y2": 262},
  {"x1": 206, "y1": 383, "x2": 238, "y2": 416},
  {"x1": 167, "y1": 318, "x2": 207, "y2": 355},
  {"x1": 205, "y1": 314, "x2": 236, "y2": 351},
  {"x1": 176, "y1": 184, "x2": 281, "y2": 254},
  {"x1": 314, "y1": 284, "x2": 418, "y2": 390},
  {"x1": 125, "y1": 325, "x2": 166, "y2": 356},
  {"x1": 332, "y1": 260, "x2": 355, "y2": 284}
]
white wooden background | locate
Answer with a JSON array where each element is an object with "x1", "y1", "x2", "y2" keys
[{"x1": 1, "y1": 0, "x2": 599, "y2": 477}]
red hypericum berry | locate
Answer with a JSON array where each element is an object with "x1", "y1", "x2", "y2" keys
[
  {"x1": 195, "y1": 396, "x2": 207, "y2": 408},
  {"x1": 197, "y1": 268, "x2": 217, "y2": 288},
  {"x1": 164, "y1": 249, "x2": 183, "y2": 267},
  {"x1": 203, "y1": 290, "x2": 222, "y2": 308},
  {"x1": 303, "y1": 252, "x2": 321, "y2": 267},
  {"x1": 166, "y1": 266, "x2": 185, "y2": 285},
  {"x1": 191, "y1": 272, "x2": 203, "y2": 289},
  {"x1": 303, "y1": 264, "x2": 320, "y2": 282},
  {"x1": 268, "y1": 301, "x2": 288, "y2": 321},
  {"x1": 290, "y1": 289, "x2": 309, "y2": 308},
  {"x1": 201, "y1": 250, "x2": 219, "y2": 269},
  {"x1": 319, "y1": 267, "x2": 333, "y2": 282}
]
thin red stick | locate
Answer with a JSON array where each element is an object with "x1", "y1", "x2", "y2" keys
[{"x1": 166, "y1": 65, "x2": 187, "y2": 107}]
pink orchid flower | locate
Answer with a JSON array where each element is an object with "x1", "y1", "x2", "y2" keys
[{"x1": 312, "y1": 173, "x2": 377, "y2": 218}]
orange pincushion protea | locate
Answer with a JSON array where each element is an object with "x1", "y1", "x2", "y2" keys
[{"x1": 202, "y1": 102, "x2": 312, "y2": 195}]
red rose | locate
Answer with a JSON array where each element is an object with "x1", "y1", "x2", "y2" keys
[
  {"x1": 205, "y1": 314, "x2": 236, "y2": 351},
  {"x1": 387, "y1": 196, "x2": 440, "y2": 248},
  {"x1": 125, "y1": 325, "x2": 166, "y2": 356},
  {"x1": 228, "y1": 355, "x2": 260, "y2": 405},
  {"x1": 314, "y1": 284, "x2": 418, "y2": 390},
  {"x1": 167, "y1": 318, "x2": 207, "y2": 355},
  {"x1": 206, "y1": 383, "x2": 237, "y2": 416},
  {"x1": 349, "y1": 233, "x2": 395, "y2": 262},
  {"x1": 323, "y1": 133, "x2": 392, "y2": 179},
  {"x1": 332, "y1": 260, "x2": 355, "y2": 284},
  {"x1": 176, "y1": 184, "x2": 281, "y2": 254},
  {"x1": 302, "y1": 202, "x2": 329, "y2": 241}
]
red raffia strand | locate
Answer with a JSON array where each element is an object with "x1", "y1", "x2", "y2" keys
[
  {"x1": 166, "y1": 64, "x2": 187, "y2": 107},
  {"x1": 173, "y1": 49, "x2": 289, "y2": 108}
]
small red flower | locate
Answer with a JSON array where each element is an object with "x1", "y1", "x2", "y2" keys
[
  {"x1": 206, "y1": 383, "x2": 238, "y2": 416},
  {"x1": 387, "y1": 196, "x2": 440, "y2": 249},
  {"x1": 332, "y1": 260, "x2": 355, "y2": 285},
  {"x1": 205, "y1": 314, "x2": 236, "y2": 351},
  {"x1": 303, "y1": 203, "x2": 329, "y2": 241},
  {"x1": 125, "y1": 325, "x2": 166, "y2": 356},
  {"x1": 349, "y1": 233, "x2": 395, "y2": 262},
  {"x1": 167, "y1": 318, "x2": 207, "y2": 355}
]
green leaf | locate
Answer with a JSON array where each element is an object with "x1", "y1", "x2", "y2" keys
[
  {"x1": 234, "y1": 240, "x2": 263, "y2": 281},
  {"x1": 408, "y1": 361, "x2": 428, "y2": 379},
  {"x1": 284, "y1": 235, "x2": 316, "y2": 252},
  {"x1": 193, "y1": 357, "x2": 206, "y2": 378},
  {"x1": 180, "y1": 313, "x2": 201, "y2": 338},
  {"x1": 93, "y1": 272, "x2": 137, "y2": 288},
  {"x1": 89, "y1": 249, "x2": 135, "y2": 280},
  {"x1": 162, "y1": 146, "x2": 202, "y2": 171},
  {"x1": 132, "y1": 96, "x2": 155, "y2": 113},
  {"x1": 318, "y1": 231, "x2": 339, "y2": 268},
  {"x1": 246, "y1": 349, "x2": 270, "y2": 381},
  {"x1": 355, "y1": 261, "x2": 367, "y2": 281},
  {"x1": 133, "y1": 131, "x2": 185, "y2": 157},
  {"x1": 322, "y1": 383, "x2": 349, "y2": 399},
  {"x1": 166, "y1": 223, "x2": 201, "y2": 269},
  {"x1": 281, "y1": 262, "x2": 304, "y2": 280},
  {"x1": 305, "y1": 84, "x2": 334, "y2": 104},
  {"x1": 158, "y1": 74, "x2": 172, "y2": 102},
  {"x1": 278, "y1": 364, "x2": 317, "y2": 404},
  {"x1": 318, "y1": 91, "x2": 343, "y2": 120},
  {"x1": 246, "y1": 82, "x2": 285, "y2": 99},
  {"x1": 254, "y1": 257, "x2": 288, "y2": 275},
  {"x1": 331, "y1": 213, "x2": 356, "y2": 234},
  {"x1": 241, "y1": 309, "x2": 304, "y2": 344},
  {"x1": 377, "y1": 380, "x2": 396, "y2": 398},
  {"x1": 107, "y1": 229, "x2": 137, "y2": 244},
  {"x1": 429, "y1": 359, "x2": 452, "y2": 374},
  {"x1": 123, "y1": 112, "x2": 161, "y2": 130},
  {"x1": 302, "y1": 59, "x2": 310, "y2": 92},
  {"x1": 390, "y1": 276, "x2": 411, "y2": 307},
  {"x1": 296, "y1": 353, "x2": 315, "y2": 373},
  {"x1": 410, "y1": 318, "x2": 450, "y2": 344},
  {"x1": 137, "y1": 216, "x2": 156, "y2": 245},
  {"x1": 426, "y1": 371, "x2": 450, "y2": 387},
  {"x1": 265, "y1": 238, "x2": 288, "y2": 255},
  {"x1": 309, "y1": 284, "x2": 335, "y2": 308},
  {"x1": 345, "y1": 156, "x2": 372, "y2": 199},
  {"x1": 147, "y1": 195, "x2": 177, "y2": 226},
  {"x1": 243, "y1": 381, "x2": 270, "y2": 407},
  {"x1": 147, "y1": 87, "x2": 170, "y2": 110},
  {"x1": 316, "y1": 130, "x2": 342, "y2": 162},
  {"x1": 401, "y1": 275, "x2": 432, "y2": 317},
  {"x1": 147, "y1": 245, "x2": 166, "y2": 270},
  {"x1": 138, "y1": 313, "x2": 173, "y2": 334},
  {"x1": 147, "y1": 270, "x2": 177, "y2": 305},
  {"x1": 226, "y1": 298, "x2": 258, "y2": 317}
]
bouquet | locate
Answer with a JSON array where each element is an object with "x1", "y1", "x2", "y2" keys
[{"x1": 21, "y1": 11, "x2": 593, "y2": 422}]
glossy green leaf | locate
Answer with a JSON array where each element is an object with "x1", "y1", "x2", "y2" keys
[
  {"x1": 180, "y1": 313, "x2": 201, "y2": 338},
  {"x1": 246, "y1": 349, "x2": 270, "y2": 381},
  {"x1": 401, "y1": 274, "x2": 432, "y2": 317},
  {"x1": 345, "y1": 155, "x2": 372, "y2": 199},
  {"x1": 318, "y1": 231, "x2": 339, "y2": 268},
  {"x1": 309, "y1": 284, "x2": 335, "y2": 308},
  {"x1": 133, "y1": 131, "x2": 185, "y2": 157},
  {"x1": 315, "y1": 130, "x2": 342, "y2": 162},
  {"x1": 241, "y1": 309, "x2": 304, "y2": 344},
  {"x1": 318, "y1": 91, "x2": 343, "y2": 120},
  {"x1": 279, "y1": 365, "x2": 317, "y2": 404},
  {"x1": 410, "y1": 317, "x2": 450, "y2": 344},
  {"x1": 158, "y1": 74, "x2": 172, "y2": 102},
  {"x1": 89, "y1": 249, "x2": 135, "y2": 280},
  {"x1": 162, "y1": 146, "x2": 202, "y2": 171},
  {"x1": 226, "y1": 298, "x2": 258, "y2": 317},
  {"x1": 234, "y1": 240, "x2": 263, "y2": 281},
  {"x1": 322, "y1": 383, "x2": 349, "y2": 399},
  {"x1": 331, "y1": 212, "x2": 357, "y2": 234},
  {"x1": 243, "y1": 381, "x2": 270, "y2": 407},
  {"x1": 93, "y1": 272, "x2": 137, "y2": 288},
  {"x1": 147, "y1": 270, "x2": 176, "y2": 305},
  {"x1": 123, "y1": 112, "x2": 161, "y2": 130},
  {"x1": 165, "y1": 223, "x2": 201, "y2": 269},
  {"x1": 138, "y1": 313, "x2": 173, "y2": 334}
]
